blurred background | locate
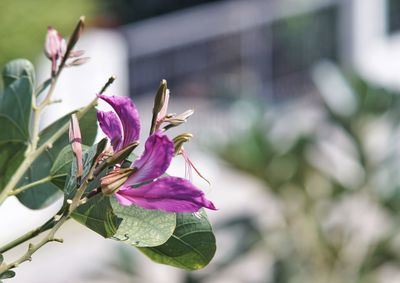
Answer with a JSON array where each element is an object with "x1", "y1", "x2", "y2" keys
[{"x1": 2, "y1": 0, "x2": 400, "y2": 282}]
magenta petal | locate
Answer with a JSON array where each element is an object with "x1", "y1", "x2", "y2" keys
[
  {"x1": 126, "y1": 132, "x2": 174, "y2": 185},
  {"x1": 97, "y1": 110, "x2": 123, "y2": 151},
  {"x1": 98, "y1": 94, "x2": 140, "y2": 148},
  {"x1": 114, "y1": 187, "x2": 135, "y2": 206},
  {"x1": 115, "y1": 177, "x2": 217, "y2": 212}
]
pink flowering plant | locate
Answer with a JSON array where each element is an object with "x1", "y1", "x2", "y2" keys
[{"x1": 0, "y1": 17, "x2": 216, "y2": 280}]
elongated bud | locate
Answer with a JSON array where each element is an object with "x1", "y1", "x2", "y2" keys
[
  {"x1": 173, "y1": 133, "x2": 193, "y2": 155},
  {"x1": 69, "y1": 114, "x2": 83, "y2": 180},
  {"x1": 60, "y1": 16, "x2": 85, "y2": 68},
  {"x1": 150, "y1": 79, "x2": 167, "y2": 134},
  {"x1": 44, "y1": 27, "x2": 64, "y2": 59},
  {"x1": 101, "y1": 168, "x2": 135, "y2": 195},
  {"x1": 67, "y1": 16, "x2": 85, "y2": 53},
  {"x1": 157, "y1": 89, "x2": 170, "y2": 121}
]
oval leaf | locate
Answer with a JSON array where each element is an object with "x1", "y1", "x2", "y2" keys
[
  {"x1": 110, "y1": 197, "x2": 176, "y2": 247},
  {"x1": 139, "y1": 210, "x2": 216, "y2": 270},
  {"x1": 0, "y1": 59, "x2": 35, "y2": 193}
]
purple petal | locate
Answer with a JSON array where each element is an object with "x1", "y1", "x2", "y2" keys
[
  {"x1": 98, "y1": 94, "x2": 140, "y2": 148},
  {"x1": 97, "y1": 110, "x2": 123, "y2": 151},
  {"x1": 115, "y1": 177, "x2": 217, "y2": 212},
  {"x1": 126, "y1": 132, "x2": 173, "y2": 185}
]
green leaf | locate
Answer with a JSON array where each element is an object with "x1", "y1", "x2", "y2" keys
[
  {"x1": 110, "y1": 197, "x2": 176, "y2": 247},
  {"x1": 0, "y1": 253, "x2": 3, "y2": 264},
  {"x1": 16, "y1": 106, "x2": 98, "y2": 209},
  {"x1": 72, "y1": 194, "x2": 122, "y2": 238},
  {"x1": 139, "y1": 210, "x2": 216, "y2": 270},
  {"x1": 0, "y1": 270, "x2": 15, "y2": 279},
  {"x1": 0, "y1": 59, "x2": 35, "y2": 193}
]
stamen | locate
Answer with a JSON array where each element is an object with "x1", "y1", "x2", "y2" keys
[{"x1": 182, "y1": 149, "x2": 210, "y2": 185}]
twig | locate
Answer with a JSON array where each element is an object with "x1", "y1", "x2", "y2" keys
[
  {"x1": 0, "y1": 157, "x2": 98, "y2": 273},
  {"x1": 8, "y1": 175, "x2": 63, "y2": 196}
]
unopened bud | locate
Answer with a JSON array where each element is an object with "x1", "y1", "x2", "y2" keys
[
  {"x1": 150, "y1": 79, "x2": 168, "y2": 134},
  {"x1": 44, "y1": 27, "x2": 64, "y2": 59},
  {"x1": 101, "y1": 168, "x2": 135, "y2": 195},
  {"x1": 69, "y1": 114, "x2": 83, "y2": 179},
  {"x1": 157, "y1": 89, "x2": 170, "y2": 121},
  {"x1": 67, "y1": 16, "x2": 85, "y2": 53}
]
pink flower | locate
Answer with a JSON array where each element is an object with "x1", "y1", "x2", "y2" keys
[{"x1": 97, "y1": 95, "x2": 216, "y2": 213}]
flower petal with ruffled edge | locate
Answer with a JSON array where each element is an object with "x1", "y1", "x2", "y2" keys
[
  {"x1": 97, "y1": 94, "x2": 140, "y2": 151},
  {"x1": 97, "y1": 110, "x2": 123, "y2": 151},
  {"x1": 115, "y1": 176, "x2": 217, "y2": 212},
  {"x1": 125, "y1": 131, "x2": 174, "y2": 185}
]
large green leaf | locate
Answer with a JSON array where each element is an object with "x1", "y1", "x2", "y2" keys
[
  {"x1": 110, "y1": 197, "x2": 176, "y2": 247},
  {"x1": 16, "y1": 106, "x2": 98, "y2": 209},
  {"x1": 0, "y1": 59, "x2": 35, "y2": 193},
  {"x1": 72, "y1": 194, "x2": 122, "y2": 238},
  {"x1": 139, "y1": 210, "x2": 216, "y2": 270}
]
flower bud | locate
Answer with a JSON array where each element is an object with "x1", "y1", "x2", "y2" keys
[
  {"x1": 150, "y1": 79, "x2": 168, "y2": 134},
  {"x1": 64, "y1": 16, "x2": 85, "y2": 60},
  {"x1": 157, "y1": 89, "x2": 170, "y2": 122},
  {"x1": 69, "y1": 114, "x2": 83, "y2": 179},
  {"x1": 44, "y1": 27, "x2": 65, "y2": 59}
]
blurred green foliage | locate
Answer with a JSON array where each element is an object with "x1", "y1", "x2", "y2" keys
[
  {"x1": 211, "y1": 62, "x2": 400, "y2": 283},
  {"x1": 0, "y1": 0, "x2": 95, "y2": 69}
]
